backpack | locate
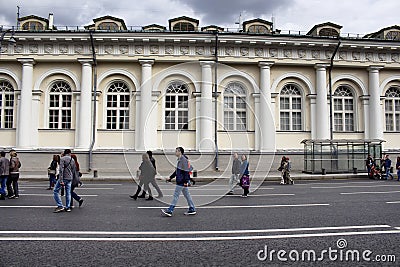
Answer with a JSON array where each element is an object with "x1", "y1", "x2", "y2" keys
[{"x1": 240, "y1": 175, "x2": 250, "y2": 189}]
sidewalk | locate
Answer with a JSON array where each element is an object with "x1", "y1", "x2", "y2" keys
[{"x1": 19, "y1": 170, "x2": 369, "y2": 182}]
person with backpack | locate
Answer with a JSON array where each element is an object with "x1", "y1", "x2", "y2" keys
[
  {"x1": 396, "y1": 157, "x2": 400, "y2": 181},
  {"x1": 7, "y1": 149, "x2": 21, "y2": 199},
  {"x1": 47, "y1": 155, "x2": 59, "y2": 190},
  {"x1": 162, "y1": 147, "x2": 196, "y2": 217},
  {"x1": 70, "y1": 154, "x2": 84, "y2": 208},
  {"x1": 0, "y1": 151, "x2": 10, "y2": 200},
  {"x1": 53, "y1": 149, "x2": 76, "y2": 213},
  {"x1": 239, "y1": 155, "x2": 250, "y2": 198}
]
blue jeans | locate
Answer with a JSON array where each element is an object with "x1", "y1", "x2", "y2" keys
[
  {"x1": 386, "y1": 168, "x2": 394, "y2": 180},
  {"x1": 168, "y1": 185, "x2": 195, "y2": 213},
  {"x1": 53, "y1": 180, "x2": 72, "y2": 208},
  {"x1": 0, "y1": 175, "x2": 7, "y2": 195},
  {"x1": 49, "y1": 174, "x2": 57, "y2": 187},
  {"x1": 397, "y1": 170, "x2": 400, "y2": 181}
]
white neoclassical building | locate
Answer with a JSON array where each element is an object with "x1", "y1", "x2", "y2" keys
[{"x1": 0, "y1": 15, "x2": 399, "y2": 174}]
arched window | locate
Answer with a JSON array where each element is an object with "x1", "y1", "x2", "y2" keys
[
  {"x1": 98, "y1": 22, "x2": 119, "y2": 31},
  {"x1": 280, "y1": 84, "x2": 302, "y2": 131},
  {"x1": 248, "y1": 25, "x2": 269, "y2": 34},
  {"x1": 106, "y1": 81, "x2": 130, "y2": 130},
  {"x1": 319, "y1": 28, "x2": 339, "y2": 37},
  {"x1": 385, "y1": 31, "x2": 400, "y2": 40},
  {"x1": 173, "y1": 22, "x2": 195, "y2": 31},
  {"x1": 333, "y1": 86, "x2": 354, "y2": 132},
  {"x1": 49, "y1": 81, "x2": 72, "y2": 129},
  {"x1": 0, "y1": 80, "x2": 14, "y2": 128},
  {"x1": 165, "y1": 81, "x2": 189, "y2": 130},
  {"x1": 22, "y1": 21, "x2": 44, "y2": 31},
  {"x1": 224, "y1": 82, "x2": 247, "y2": 131},
  {"x1": 384, "y1": 87, "x2": 400, "y2": 132}
]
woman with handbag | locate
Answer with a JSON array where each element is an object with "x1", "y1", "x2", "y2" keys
[
  {"x1": 239, "y1": 155, "x2": 250, "y2": 198},
  {"x1": 47, "y1": 155, "x2": 59, "y2": 190}
]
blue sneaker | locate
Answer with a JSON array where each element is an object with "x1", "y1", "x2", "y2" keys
[
  {"x1": 161, "y1": 209, "x2": 172, "y2": 217},
  {"x1": 184, "y1": 209, "x2": 197, "y2": 216}
]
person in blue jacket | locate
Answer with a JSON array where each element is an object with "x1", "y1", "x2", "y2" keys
[
  {"x1": 162, "y1": 147, "x2": 196, "y2": 217},
  {"x1": 384, "y1": 154, "x2": 394, "y2": 180}
]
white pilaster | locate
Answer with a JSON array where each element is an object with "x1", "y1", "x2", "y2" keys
[
  {"x1": 31, "y1": 90, "x2": 42, "y2": 148},
  {"x1": 76, "y1": 59, "x2": 93, "y2": 150},
  {"x1": 258, "y1": 61, "x2": 275, "y2": 152},
  {"x1": 199, "y1": 61, "x2": 214, "y2": 152},
  {"x1": 315, "y1": 64, "x2": 330, "y2": 140},
  {"x1": 368, "y1": 66, "x2": 384, "y2": 140},
  {"x1": 137, "y1": 59, "x2": 155, "y2": 151},
  {"x1": 360, "y1": 95, "x2": 370, "y2": 140},
  {"x1": 308, "y1": 94, "x2": 317, "y2": 140},
  {"x1": 16, "y1": 58, "x2": 35, "y2": 149}
]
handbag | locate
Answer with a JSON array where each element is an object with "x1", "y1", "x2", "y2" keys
[
  {"x1": 240, "y1": 175, "x2": 250, "y2": 189},
  {"x1": 48, "y1": 168, "x2": 56, "y2": 175}
]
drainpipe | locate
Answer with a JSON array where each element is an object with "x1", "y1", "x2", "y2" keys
[
  {"x1": 328, "y1": 38, "x2": 341, "y2": 141},
  {"x1": 88, "y1": 31, "x2": 97, "y2": 171},
  {"x1": 214, "y1": 31, "x2": 219, "y2": 171}
]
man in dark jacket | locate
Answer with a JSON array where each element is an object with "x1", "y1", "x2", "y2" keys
[
  {"x1": 228, "y1": 153, "x2": 240, "y2": 195},
  {"x1": 0, "y1": 151, "x2": 10, "y2": 200},
  {"x1": 384, "y1": 154, "x2": 394, "y2": 180},
  {"x1": 162, "y1": 147, "x2": 196, "y2": 217},
  {"x1": 53, "y1": 149, "x2": 76, "y2": 213}
]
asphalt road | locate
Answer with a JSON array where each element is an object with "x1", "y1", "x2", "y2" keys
[{"x1": 1, "y1": 178, "x2": 400, "y2": 266}]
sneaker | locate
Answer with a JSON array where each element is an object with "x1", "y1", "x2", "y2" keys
[
  {"x1": 241, "y1": 195, "x2": 248, "y2": 198},
  {"x1": 290, "y1": 180, "x2": 294, "y2": 185},
  {"x1": 14, "y1": 196, "x2": 19, "y2": 199},
  {"x1": 184, "y1": 210, "x2": 197, "y2": 216},
  {"x1": 146, "y1": 197, "x2": 154, "y2": 201},
  {"x1": 161, "y1": 209, "x2": 172, "y2": 217},
  {"x1": 227, "y1": 192, "x2": 234, "y2": 195},
  {"x1": 53, "y1": 207, "x2": 64, "y2": 213},
  {"x1": 65, "y1": 208, "x2": 72, "y2": 212},
  {"x1": 78, "y1": 198, "x2": 84, "y2": 207},
  {"x1": 8, "y1": 195, "x2": 15, "y2": 199},
  {"x1": 138, "y1": 194, "x2": 146, "y2": 199},
  {"x1": 129, "y1": 195, "x2": 138, "y2": 200}
]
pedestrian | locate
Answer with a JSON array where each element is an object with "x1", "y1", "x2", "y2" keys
[
  {"x1": 0, "y1": 151, "x2": 10, "y2": 200},
  {"x1": 366, "y1": 154, "x2": 374, "y2": 179},
  {"x1": 162, "y1": 147, "x2": 196, "y2": 216},
  {"x1": 130, "y1": 153, "x2": 157, "y2": 200},
  {"x1": 147, "y1": 150, "x2": 163, "y2": 198},
  {"x1": 396, "y1": 157, "x2": 400, "y2": 182},
  {"x1": 53, "y1": 149, "x2": 76, "y2": 213},
  {"x1": 47, "y1": 155, "x2": 58, "y2": 190},
  {"x1": 7, "y1": 149, "x2": 21, "y2": 199},
  {"x1": 283, "y1": 157, "x2": 294, "y2": 185},
  {"x1": 70, "y1": 154, "x2": 84, "y2": 208},
  {"x1": 227, "y1": 152, "x2": 240, "y2": 195},
  {"x1": 239, "y1": 154, "x2": 250, "y2": 198},
  {"x1": 384, "y1": 154, "x2": 394, "y2": 180},
  {"x1": 278, "y1": 156, "x2": 286, "y2": 185}
]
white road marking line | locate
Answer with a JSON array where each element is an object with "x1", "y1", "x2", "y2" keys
[
  {"x1": 20, "y1": 194, "x2": 98, "y2": 197},
  {"x1": 340, "y1": 191, "x2": 400, "y2": 195},
  {"x1": 157, "y1": 188, "x2": 275, "y2": 191},
  {"x1": 0, "y1": 225, "x2": 391, "y2": 236},
  {"x1": 296, "y1": 181, "x2": 381, "y2": 186},
  {"x1": 138, "y1": 203, "x2": 330, "y2": 209},
  {"x1": 0, "y1": 206, "x2": 56, "y2": 208},
  {"x1": 312, "y1": 185, "x2": 400, "y2": 189},
  {"x1": 19, "y1": 187, "x2": 114, "y2": 190},
  {"x1": 2, "y1": 230, "x2": 400, "y2": 241},
  {"x1": 386, "y1": 201, "x2": 400, "y2": 204},
  {"x1": 158, "y1": 194, "x2": 294, "y2": 197}
]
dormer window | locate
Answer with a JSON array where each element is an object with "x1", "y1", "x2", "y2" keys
[
  {"x1": 22, "y1": 21, "x2": 44, "y2": 31},
  {"x1": 307, "y1": 22, "x2": 342, "y2": 37},
  {"x1": 98, "y1": 22, "x2": 119, "y2": 31},
  {"x1": 243, "y1": 19, "x2": 273, "y2": 34},
  {"x1": 386, "y1": 30, "x2": 400, "y2": 40},
  {"x1": 169, "y1": 16, "x2": 199, "y2": 31},
  {"x1": 142, "y1": 24, "x2": 166, "y2": 31}
]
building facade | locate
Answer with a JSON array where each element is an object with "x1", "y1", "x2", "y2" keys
[{"x1": 0, "y1": 15, "x2": 399, "y2": 174}]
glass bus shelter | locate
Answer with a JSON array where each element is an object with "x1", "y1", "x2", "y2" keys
[{"x1": 302, "y1": 139, "x2": 384, "y2": 174}]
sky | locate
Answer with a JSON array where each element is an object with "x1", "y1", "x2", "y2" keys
[{"x1": 0, "y1": 0, "x2": 399, "y2": 35}]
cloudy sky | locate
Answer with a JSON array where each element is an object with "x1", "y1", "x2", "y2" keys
[{"x1": 0, "y1": 0, "x2": 398, "y2": 34}]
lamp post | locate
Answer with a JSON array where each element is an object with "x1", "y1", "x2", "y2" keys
[
  {"x1": 0, "y1": 28, "x2": 17, "y2": 54},
  {"x1": 328, "y1": 38, "x2": 341, "y2": 141}
]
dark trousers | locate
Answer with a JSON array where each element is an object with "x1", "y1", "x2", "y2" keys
[
  {"x1": 134, "y1": 180, "x2": 152, "y2": 197},
  {"x1": 70, "y1": 184, "x2": 81, "y2": 207},
  {"x1": 7, "y1": 173, "x2": 19, "y2": 197},
  {"x1": 243, "y1": 187, "x2": 249, "y2": 196}
]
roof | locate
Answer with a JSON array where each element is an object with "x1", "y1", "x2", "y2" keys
[
  {"x1": 18, "y1": 15, "x2": 49, "y2": 23},
  {"x1": 306, "y1": 22, "x2": 343, "y2": 35},
  {"x1": 364, "y1": 25, "x2": 400, "y2": 38},
  {"x1": 168, "y1": 16, "x2": 199, "y2": 24},
  {"x1": 242, "y1": 18, "x2": 273, "y2": 28},
  {"x1": 92, "y1": 15, "x2": 127, "y2": 30}
]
